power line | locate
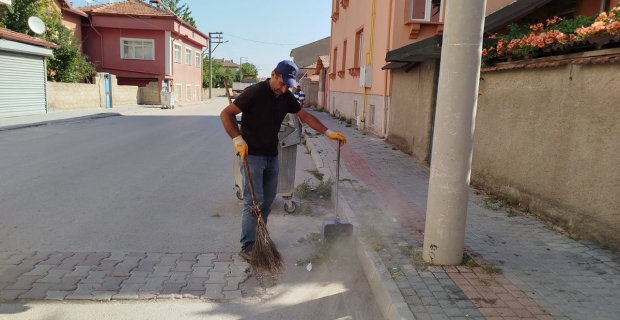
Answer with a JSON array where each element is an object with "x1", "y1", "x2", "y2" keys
[{"x1": 225, "y1": 33, "x2": 305, "y2": 46}]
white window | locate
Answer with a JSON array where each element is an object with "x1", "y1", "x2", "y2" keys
[
  {"x1": 195, "y1": 85, "x2": 200, "y2": 99},
  {"x1": 186, "y1": 84, "x2": 192, "y2": 100},
  {"x1": 121, "y1": 38, "x2": 154, "y2": 60},
  {"x1": 409, "y1": 0, "x2": 442, "y2": 22},
  {"x1": 174, "y1": 44, "x2": 181, "y2": 63},
  {"x1": 195, "y1": 52, "x2": 201, "y2": 68},
  {"x1": 356, "y1": 30, "x2": 364, "y2": 67},
  {"x1": 176, "y1": 83, "x2": 182, "y2": 100},
  {"x1": 185, "y1": 48, "x2": 192, "y2": 66}
]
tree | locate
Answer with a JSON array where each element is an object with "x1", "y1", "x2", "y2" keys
[
  {"x1": 234, "y1": 63, "x2": 258, "y2": 82},
  {"x1": 0, "y1": 0, "x2": 96, "y2": 83},
  {"x1": 202, "y1": 57, "x2": 234, "y2": 89},
  {"x1": 158, "y1": 0, "x2": 196, "y2": 27}
]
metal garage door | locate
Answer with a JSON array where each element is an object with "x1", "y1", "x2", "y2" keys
[{"x1": 0, "y1": 51, "x2": 47, "y2": 117}]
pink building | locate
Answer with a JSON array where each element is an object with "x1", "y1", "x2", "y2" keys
[
  {"x1": 51, "y1": 0, "x2": 87, "y2": 44},
  {"x1": 80, "y1": 0, "x2": 208, "y2": 103}
]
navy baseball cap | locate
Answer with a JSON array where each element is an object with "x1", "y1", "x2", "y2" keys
[{"x1": 275, "y1": 60, "x2": 298, "y2": 87}]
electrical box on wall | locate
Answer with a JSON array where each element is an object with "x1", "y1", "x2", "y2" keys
[
  {"x1": 359, "y1": 66, "x2": 372, "y2": 88},
  {"x1": 360, "y1": 66, "x2": 366, "y2": 87}
]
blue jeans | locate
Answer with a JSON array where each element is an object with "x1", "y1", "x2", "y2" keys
[{"x1": 240, "y1": 155, "x2": 279, "y2": 249}]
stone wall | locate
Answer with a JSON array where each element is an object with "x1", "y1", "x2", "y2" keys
[
  {"x1": 47, "y1": 82, "x2": 101, "y2": 111},
  {"x1": 299, "y1": 78, "x2": 318, "y2": 107},
  {"x1": 139, "y1": 82, "x2": 160, "y2": 105},
  {"x1": 47, "y1": 73, "x2": 142, "y2": 110}
]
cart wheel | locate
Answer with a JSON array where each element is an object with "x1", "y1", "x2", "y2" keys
[
  {"x1": 236, "y1": 189, "x2": 243, "y2": 200},
  {"x1": 284, "y1": 201, "x2": 296, "y2": 213}
]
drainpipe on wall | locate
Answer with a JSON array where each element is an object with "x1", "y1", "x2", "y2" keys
[
  {"x1": 361, "y1": 0, "x2": 376, "y2": 129},
  {"x1": 382, "y1": 0, "x2": 394, "y2": 137}
]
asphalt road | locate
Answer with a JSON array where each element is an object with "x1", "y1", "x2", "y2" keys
[{"x1": 0, "y1": 101, "x2": 383, "y2": 320}]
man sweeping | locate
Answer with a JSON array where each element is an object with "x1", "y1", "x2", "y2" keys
[{"x1": 220, "y1": 60, "x2": 347, "y2": 262}]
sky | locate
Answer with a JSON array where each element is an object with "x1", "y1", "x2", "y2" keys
[{"x1": 74, "y1": 0, "x2": 333, "y2": 77}]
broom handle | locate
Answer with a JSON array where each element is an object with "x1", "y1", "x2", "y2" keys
[
  {"x1": 335, "y1": 142, "x2": 340, "y2": 220},
  {"x1": 243, "y1": 160, "x2": 259, "y2": 207}
]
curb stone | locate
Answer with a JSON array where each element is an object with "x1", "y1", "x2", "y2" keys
[{"x1": 304, "y1": 138, "x2": 415, "y2": 320}]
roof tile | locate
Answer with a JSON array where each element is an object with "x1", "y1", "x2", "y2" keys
[
  {"x1": 0, "y1": 27, "x2": 60, "y2": 49},
  {"x1": 80, "y1": 0, "x2": 171, "y2": 17}
]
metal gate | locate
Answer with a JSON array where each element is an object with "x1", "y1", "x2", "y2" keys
[{"x1": 0, "y1": 51, "x2": 47, "y2": 117}]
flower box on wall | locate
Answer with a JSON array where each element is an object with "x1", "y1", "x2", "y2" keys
[
  {"x1": 348, "y1": 67, "x2": 360, "y2": 77},
  {"x1": 331, "y1": 12, "x2": 339, "y2": 22}
]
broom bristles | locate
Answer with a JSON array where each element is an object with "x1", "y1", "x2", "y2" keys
[{"x1": 249, "y1": 205, "x2": 285, "y2": 278}]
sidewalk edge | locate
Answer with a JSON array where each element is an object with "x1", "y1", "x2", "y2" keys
[
  {"x1": 304, "y1": 138, "x2": 415, "y2": 320},
  {"x1": 0, "y1": 113, "x2": 121, "y2": 132}
]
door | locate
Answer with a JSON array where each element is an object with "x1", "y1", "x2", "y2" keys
[
  {"x1": 102, "y1": 73, "x2": 111, "y2": 108},
  {"x1": 0, "y1": 51, "x2": 47, "y2": 117}
]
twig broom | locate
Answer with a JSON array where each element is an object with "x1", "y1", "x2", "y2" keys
[{"x1": 243, "y1": 158, "x2": 285, "y2": 278}]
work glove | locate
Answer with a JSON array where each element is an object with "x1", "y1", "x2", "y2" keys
[
  {"x1": 325, "y1": 129, "x2": 347, "y2": 146},
  {"x1": 233, "y1": 136, "x2": 248, "y2": 162}
]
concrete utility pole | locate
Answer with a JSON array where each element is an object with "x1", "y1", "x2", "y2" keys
[
  {"x1": 208, "y1": 32, "x2": 224, "y2": 99},
  {"x1": 239, "y1": 57, "x2": 248, "y2": 82},
  {"x1": 423, "y1": 0, "x2": 487, "y2": 265}
]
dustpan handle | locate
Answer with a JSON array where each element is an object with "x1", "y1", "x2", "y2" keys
[
  {"x1": 243, "y1": 160, "x2": 259, "y2": 206},
  {"x1": 335, "y1": 143, "x2": 340, "y2": 220}
]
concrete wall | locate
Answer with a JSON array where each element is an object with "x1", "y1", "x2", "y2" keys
[
  {"x1": 474, "y1": 61, "x2": 620, "y2": 250},
  {"x1": 328, "y1": 91, "x2": 387, "y2": 137},
  {"x1": 300, "y1": 78, "x2": 319, "y2": 107},
  {"x1": 202, "y1": 88, "x2": 232, "y2": 98},
  {"x1": 387, "y1": 60, "x2": 438, "y2": 164},
  {"x1": 290, "y1": 37, "x2": 330, "y2": 69}
]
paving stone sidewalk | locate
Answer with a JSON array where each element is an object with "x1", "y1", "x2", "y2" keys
[
  {"x1": 0, "y1": 252, "x2": 249, "y2": 301},
  {"x1": 305, "y1": 110, "x2": 620, "y2": 320}
]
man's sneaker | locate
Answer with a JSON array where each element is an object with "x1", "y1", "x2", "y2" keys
[{"x1": 238, "y1": 245, "x2": 253, "y2": 261}]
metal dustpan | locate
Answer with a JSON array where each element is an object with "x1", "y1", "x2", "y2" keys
[{"x1": 321, "y1": 142, "x2": 353, "y2": 241}]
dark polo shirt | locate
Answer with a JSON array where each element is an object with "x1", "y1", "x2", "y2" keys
[{"x1": 233, "y1": 80, "x2": 301, "y2": 157}]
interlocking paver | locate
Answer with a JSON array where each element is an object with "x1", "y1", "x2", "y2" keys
[
  {"x1": 142, "y1": 277, "x2": 167, "y2": 291},
  {"x1": 184, "y1": 277, "x2": 207, "y2": 291},
  {"x1": 65, "y1": 283, "x2": 96, "y2": 300},
  {"x1": 19, "y1": 282, "x2": 57, "y2": 299},
  {"x1": 22, "y1": 264, "x2": 55, "y2": 276},
  {"x1": 81, "y1": 270, "x2": 110, "y2": 284},
  {"x1": 206, "y1": 271, "x2": 227, "y2": 284},
  {"x1": 97, "y1": 276, "x2": 127, "y2": 291},
  {"x1": 50, "y1": 277, "x2": 81, "y2": 291},
  {"x1": 92, "y1": 291, "x2": 115, "y2": 301},
  {"x1": 65, "y1": 266, "x2": 93, "y2": 278},
  {"x1": 45, "y1": 290, "x2": 70, "y2": 300},
  {"x1": 124, "y1": 271, "x2": 150, "y2": 284},
  {"x1": 0, "y1": 290, "x2": 30, "y2": 300},
  {"x1": 165, "y1": 271, "x2": 189, "y2": 284},
  {"x1": 40, "y1": 252, "x2": 74, "y2": 265},
  {"x1": 78, "y1": 252, "x2": 110, "y2": 267},
  {"x1": 158, "y1": 254, "x2": 182, "y2": 266},
  {"x1": 7, "y1": 275, "x2": 42, "y2": 290},
  {"x1": 203, "y1": 283, "x2": 225, "y2": 299},
  {"x1": 174, "y1": 261, "x2": 194, "y2": 272},
  {"x1": 1, "y1": 253, "x2": 34, "y2": 265},
  {"x1": 112, "y1": 283, "x2": 143, "y2": 300}
]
